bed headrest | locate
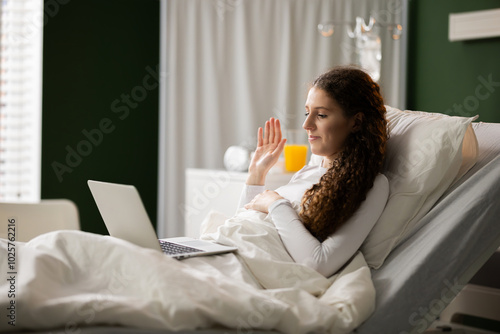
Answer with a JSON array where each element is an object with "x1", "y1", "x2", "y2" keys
[{"x1": 361, "y1": 106, "x2": 478, "y2": 269}]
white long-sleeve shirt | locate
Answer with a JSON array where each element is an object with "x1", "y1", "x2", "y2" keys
[{"x1": 238, "y1": 164, "x2": 389, "y2": 277}]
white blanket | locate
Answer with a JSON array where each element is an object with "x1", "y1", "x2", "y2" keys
[{"x1": 0, "y1": 210, "x2": 375, "y2": 333}]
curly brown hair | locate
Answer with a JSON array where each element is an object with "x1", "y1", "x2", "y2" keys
[{"x1": 299, "y1": 66, "x2": 388, "y2": 242}]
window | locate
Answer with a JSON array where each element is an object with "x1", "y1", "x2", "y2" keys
[{"x1": 0, "y1": 0, "x2": 43, "y2": 202}]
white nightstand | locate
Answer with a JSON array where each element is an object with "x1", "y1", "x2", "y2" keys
[{"x1": 184, "y1": 168, "x2": 294, "y2": 238}]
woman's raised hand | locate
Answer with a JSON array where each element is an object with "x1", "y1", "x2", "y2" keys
[{"x1": 246, "y1": 118, "x2": 286, "y2": 185}]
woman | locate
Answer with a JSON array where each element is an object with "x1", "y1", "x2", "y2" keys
[{"x1": 240, "y1": 66, "x2": 389, "y2": 277}]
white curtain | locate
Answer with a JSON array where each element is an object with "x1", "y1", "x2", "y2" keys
[{"x1": 158, "y1": 0, "x2": 408, "y2": 237}]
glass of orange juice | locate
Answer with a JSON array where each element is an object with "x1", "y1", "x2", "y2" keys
[{"x1": 284, "y1": 129, "x2": 308, "y2": 172}]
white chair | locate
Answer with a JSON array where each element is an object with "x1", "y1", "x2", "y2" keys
[{"x1": 0, "y1": 199, "x2": 80, "y2": 242}]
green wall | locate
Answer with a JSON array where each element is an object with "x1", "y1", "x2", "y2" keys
[
  {"x1": 42, "y1": 0, "x2": 160, "y2": 234},
  {"x1": 407, "y1": 0, "x2": 500, "y2": 122}
]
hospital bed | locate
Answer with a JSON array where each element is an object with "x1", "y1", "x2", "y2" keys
[
  {"x1": 2, "y1": 112, "x2": 500, "y2": 334},
  {"x1": 357, "y1": 121, "x2": 500, "y2": 333}
]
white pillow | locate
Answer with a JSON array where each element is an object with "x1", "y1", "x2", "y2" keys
[
  {"x1": 454, "y1": 123, "x2": 479, "y2": 183},
  {"x1": 361, "y1": 106, "x2": 478, "y2": 269}
]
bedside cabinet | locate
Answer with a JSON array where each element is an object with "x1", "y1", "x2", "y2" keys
[{"x1": 184, "y1": 168, "x2": 293, "y2": 238}]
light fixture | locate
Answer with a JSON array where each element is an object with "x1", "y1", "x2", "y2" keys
[
  {"x1": 317, "y1": 22, "x2": 334, "y2": 37},
  {"x1": 392, "y1": 24, "x2": 403, "y2": 40},
  {"x1": 318, "y1": 16, "x2": 403, "y2": 40}
]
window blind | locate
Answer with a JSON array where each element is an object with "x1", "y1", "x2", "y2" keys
[{"x1": 0, "y1": 0, "x2": 43, "y2": 202}]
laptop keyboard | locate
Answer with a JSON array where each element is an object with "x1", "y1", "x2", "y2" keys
[{"x1": 159, "y1": 240, "x2": 203, "y2": 255}]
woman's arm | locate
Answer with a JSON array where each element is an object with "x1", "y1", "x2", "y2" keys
[
  {"x1": 268, "y1": 174, "x2": 389, "y2": 277},
  {"x1": 237, "y1": 184, "x2": 265, "y2": 209},
  {"x1": 238, "y1": 118, "x2": 286, "y2": 209}
]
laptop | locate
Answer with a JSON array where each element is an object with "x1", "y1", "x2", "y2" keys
[{"x1": 87, "y1": 180, "x2": 237, "y2": 259}]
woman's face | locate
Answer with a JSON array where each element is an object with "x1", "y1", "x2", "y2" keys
[{"x1": 303, "y1": 86, "x2": 356, "y2": 164}]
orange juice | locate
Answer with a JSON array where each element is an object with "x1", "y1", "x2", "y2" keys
[{"x1": 284, "y1": 144, "x2": 308, "y2": 172}]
